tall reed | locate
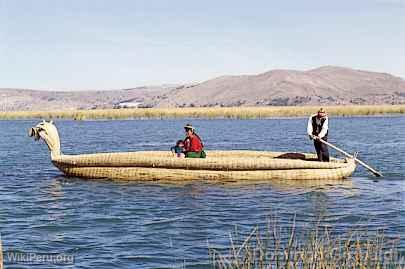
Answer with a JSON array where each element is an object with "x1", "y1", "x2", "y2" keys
[
  {"x1": 1, "y1": 105, "x2": 405, "y2": 120},
  {"x1": 209, "y1": 217, "x2": 404, "y2": 269}
]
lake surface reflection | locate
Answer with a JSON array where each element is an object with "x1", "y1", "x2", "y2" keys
[{"x1": 1, "y1": 117, "x2": 404, "y2": 268}]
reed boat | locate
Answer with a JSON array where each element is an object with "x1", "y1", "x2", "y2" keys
[{"x1": 29, "y1": 121, "x2": 356, "y2": 181}]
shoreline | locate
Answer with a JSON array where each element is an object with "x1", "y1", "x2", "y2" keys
[{"x1": 1, "y1": 105, "x2": 405, "y2": 120}]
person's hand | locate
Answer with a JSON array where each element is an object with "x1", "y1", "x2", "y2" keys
[{"x1": 309, "y1": 134, "x2": 316, "y2": 140}]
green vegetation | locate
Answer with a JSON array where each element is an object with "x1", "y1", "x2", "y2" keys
[
  {"x1": 209, "y1": 217, "x2": 404, "y2": 269},
  {"x1": 1, "y1": 105, "x2": 405, "y2": 120}
]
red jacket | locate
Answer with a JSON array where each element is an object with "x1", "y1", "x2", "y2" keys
[{"x1": 184, "y1": 134, "x2": 203, "y2": 152}]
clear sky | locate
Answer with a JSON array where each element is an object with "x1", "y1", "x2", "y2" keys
[{"x1": 1, "y1": 0, "x2": 404, "y2": 90}]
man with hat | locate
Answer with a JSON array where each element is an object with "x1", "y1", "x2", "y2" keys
[
  {"x1": 183, "y1": 124, "x2": 206, "y2": 158},
  {"x1": 307, "y1": 108, "x2": 329, "y2": 162}
]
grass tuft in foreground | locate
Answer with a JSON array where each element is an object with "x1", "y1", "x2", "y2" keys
[
  {"x1": 1, "y1": 105, "x2": 405, "y2": 120},
  {"x1": 209, "y1": 217, "x2": 404, "y2": 269}
]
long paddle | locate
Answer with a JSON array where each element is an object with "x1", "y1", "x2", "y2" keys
[{"x1": 316, "y1": 137, "x2": 383, "y2": 177}]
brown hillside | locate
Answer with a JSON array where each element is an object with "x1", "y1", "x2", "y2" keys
[
  {"x1": 154, "y1": 66, "x2": 405, "y2": 107},
  {"x1": 1, "y1": 66, "x2": 404, "y2": 111}
]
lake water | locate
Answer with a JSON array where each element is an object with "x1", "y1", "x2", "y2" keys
[{"x1": 0, "y1": 117, "x2": 404, "y2": 268}]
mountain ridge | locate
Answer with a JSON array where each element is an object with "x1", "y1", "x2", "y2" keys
[{"x1": 1, "y1": 66, "x2": 405, "y2": 111}]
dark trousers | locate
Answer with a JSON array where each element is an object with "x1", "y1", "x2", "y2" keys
[{"x1": 314, "y1": 138, "x2": 329, "y2": 162}]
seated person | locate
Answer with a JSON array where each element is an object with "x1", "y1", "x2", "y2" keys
[
  {"x1": 170, "y1": 140, "x2": 185, "y2": 158},
  {"x1": 183, "y1": 124, "x2": 206, "y2": 158}
]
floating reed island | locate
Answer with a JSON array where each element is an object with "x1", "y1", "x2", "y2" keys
[
  {"x1": 29, "y1": 121, "x2": 356, "y2": 181},
  {"x1": 4, "y1": 105, "x2": 405, "y2": 120}
]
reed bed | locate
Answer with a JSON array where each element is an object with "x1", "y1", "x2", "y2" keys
[
  {"x1": 1, "y1": 105, "x2": 405, "y2": 120},
  {"x1": 209, "y1": 217, "x2": 404, "y2": 269}
]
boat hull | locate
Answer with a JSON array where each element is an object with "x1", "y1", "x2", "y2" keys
[
  {"x1": 52, "y1": 151, "x2": 356, "y2": 181},
  {"x1": 55, "y1": 164, "x2": 356, "y2": 181}
]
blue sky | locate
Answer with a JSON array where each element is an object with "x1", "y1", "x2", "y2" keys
[{"x1": 1, "y1": 0, "x2": 404, "y2": 90}]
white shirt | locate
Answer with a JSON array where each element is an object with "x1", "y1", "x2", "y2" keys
[{"x1": 307, "y1": 114, "x2": 328, "y2": 138}]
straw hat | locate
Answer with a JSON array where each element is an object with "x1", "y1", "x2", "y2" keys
[{"x1": 184, "y1": 123, "x2": 195, "y2": 131}]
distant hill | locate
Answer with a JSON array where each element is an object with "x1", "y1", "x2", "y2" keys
[
  {"x1": 1, "y1": 66, "x2": 405, "y2": 111},
  {"x1": 0, "y1": 86, "x2": 175, "y2": 111},
  {"x1": 154, "y1": 66, "x2": 405, "y2": 107}
]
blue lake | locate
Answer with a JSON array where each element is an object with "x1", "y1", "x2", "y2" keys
[{"x1": 0, "y1": 117, "x2": 404, "y2": 268}]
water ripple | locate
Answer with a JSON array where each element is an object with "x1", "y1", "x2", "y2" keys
[{"x1": 0, "y1": 118, "x2": 404, "y2": 268}]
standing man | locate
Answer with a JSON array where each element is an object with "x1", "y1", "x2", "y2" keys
[{"x1": 307, "y1": 108, "x2": 330, "y2": 162}]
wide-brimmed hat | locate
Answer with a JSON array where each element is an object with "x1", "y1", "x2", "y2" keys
[{"x1": 184, "y1": 124, "x2": 195, "y2": 131}]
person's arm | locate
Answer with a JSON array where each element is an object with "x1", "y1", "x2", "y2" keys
[
  {"x1": 307, "y1": 116, "x2": 313, "y2": 136},
  {"x1": 170, "y1": 146, "x2": 176, "y2": 156},
  {"x1": 183, "y1": 138, "x2": 190, "y2": 152},
  {"x1": 195, "y1": 134, "x2": 204, "y2": 148},
  {"x1": 318, "y1": 117, "x2": 328, "y2": 138}
]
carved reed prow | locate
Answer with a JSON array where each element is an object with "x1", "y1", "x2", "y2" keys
[{"x1": 29, "y1": 120, "x2": 61, "y2": 159}]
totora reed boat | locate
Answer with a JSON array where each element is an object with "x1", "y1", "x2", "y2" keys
[{"x1": 29, "y1": 121, "x2": 356, "y2": 181}]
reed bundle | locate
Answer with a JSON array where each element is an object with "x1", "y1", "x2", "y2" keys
[{"x1": 30, "y1": 121, "x2": 357, "y2": 181}]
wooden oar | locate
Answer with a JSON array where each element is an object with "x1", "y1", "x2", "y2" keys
[{"x1": 316, "y1": 137, "x2": 383, "y2": 177}]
